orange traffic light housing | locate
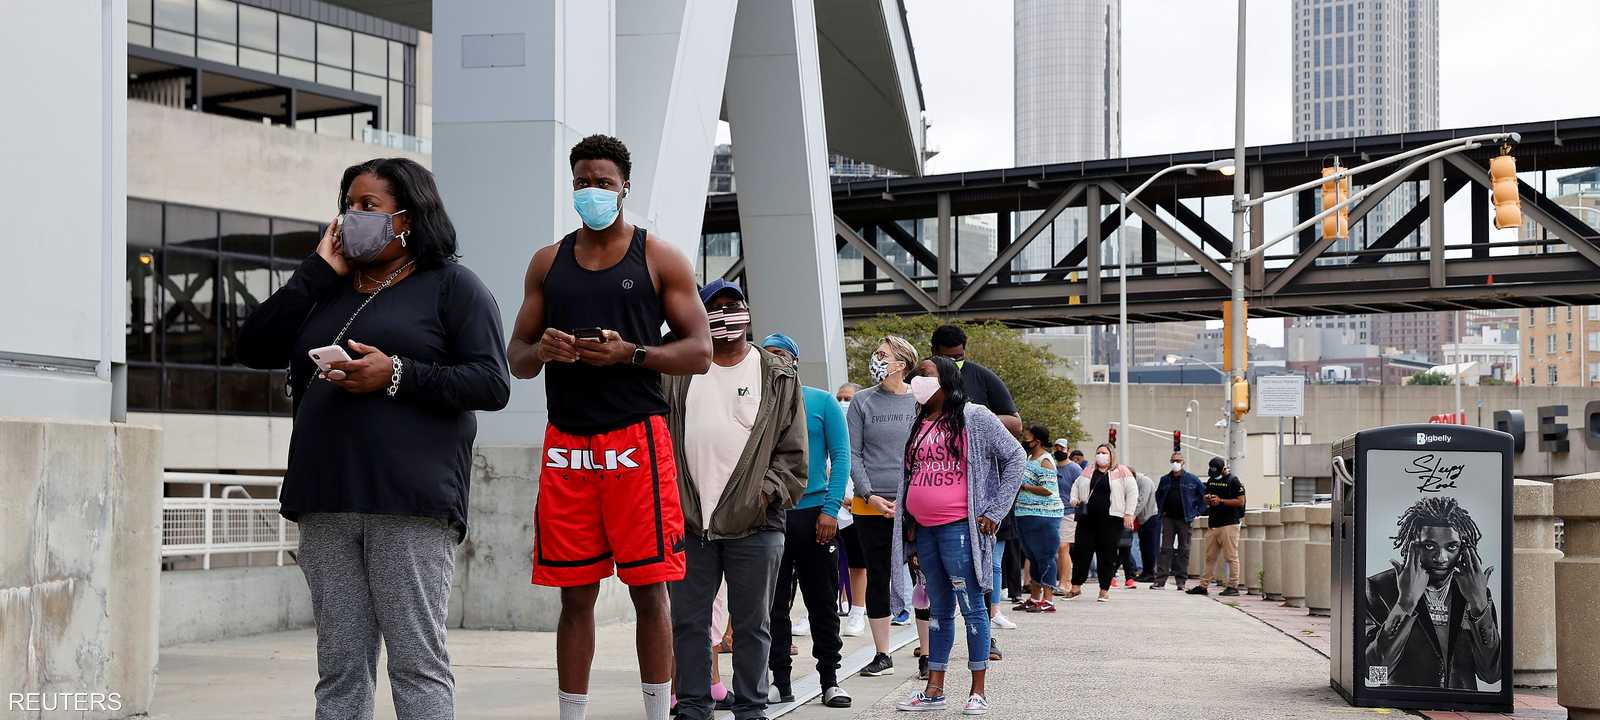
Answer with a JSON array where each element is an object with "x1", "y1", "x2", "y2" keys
[
  {"x1": 1231, "y1": 377, "x2": 1251, "y2": 418},
  {"x1": 1321, "y1": 165, "x2": 1350, "y2": 240},
  {"x1": 1490, "y1": 150, "x2": 1522, "y2": 230}
]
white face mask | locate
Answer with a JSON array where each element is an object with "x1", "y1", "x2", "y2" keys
[
  {"x1": 909, "y1": 375, "x2": 941, "y2": 405},
  {"x1": 838, "y1": 399, "x2": 850, "y2": 412},
  {"x1": 1172, "y1": 462, "x2": 1184, "y2": 473},
  {"x1": 1095, "y1": 452, "x2": 1111, "y2": 467}
]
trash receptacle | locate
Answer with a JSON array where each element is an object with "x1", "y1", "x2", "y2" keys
[{"x1": 1330, "y1": 424, "x2": 1513, "y2": 713}]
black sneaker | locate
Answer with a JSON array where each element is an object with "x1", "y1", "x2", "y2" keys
[
  {"x1": 1185, "y1": 585, "x2": 1209, "y2": 596},
  {"x1": 1149, "y1": 581, "x2": 1166, "y2": 589},
  {"x1": 715, "y1": 694, "x2": 733, "y2": 711},
  {"x1": 988, "y1": 638, "x2": 1002, "y2": 661},
  {"x1": 773, "y1": 683, "x2": 795, "y2": 704},
  {"x1": 917, "y1": 655, "x2": 929, "y2": 680},
  {"x1": 1176, "y1": 582, "x2": 1187, "y2": 591},
  {"x1": 861, "y1": 652, "x2": 895, "y2": 676},
  {"x1": 1135, "y1": 574, "x2": 1155, "y2": 583},
  {"x1": 1219, "y1": 587, "x2": 1241, "y2": 597}
]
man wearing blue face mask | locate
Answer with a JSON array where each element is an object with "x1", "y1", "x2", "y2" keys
[{"x1": 508, "y1": 134, "x2": 713, "y2": 720}]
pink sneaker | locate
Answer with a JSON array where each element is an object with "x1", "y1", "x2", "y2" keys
[{"x1": 1124, "y1": 579, "x2": 1137, "y2": 589}]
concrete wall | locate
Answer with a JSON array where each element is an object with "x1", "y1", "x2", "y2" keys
[
  {"x1": 159, "y1": 567, "x2": 313, "y2": 647},
  {"x1": 128, "y1": 100, "x2": 430, "y2": 224},
  {"x1": 1, "y1": 418, "x2": 162, "y2": 718},
  {"x1": 1074, "y1": 383, "x2": 1600, "y2": 481},
  {"x1": 128, "y1": 412, "x2": 290, "y2": 471}
]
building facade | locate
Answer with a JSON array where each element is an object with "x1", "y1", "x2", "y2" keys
[{"x1": 1516, "y1": 169, "x2": 1600, "y2": 387}]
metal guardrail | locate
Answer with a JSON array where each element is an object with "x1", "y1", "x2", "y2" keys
[{"x1": 162, "y1": 472, "x2": 295, "y2": 569}]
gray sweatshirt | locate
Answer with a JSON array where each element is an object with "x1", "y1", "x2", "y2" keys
[{"x1": 846, "y1": 384, "x2": 918, "y2": 501}]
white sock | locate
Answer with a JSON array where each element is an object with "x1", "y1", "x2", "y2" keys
[
  {"x1": 849, "y1": 605, "x2": 865, "y2": 620},
  {"x1": 642, "y1": 681, "x2": 672, "y2": 720},
  {"x1": 559, "y1": 691, "x2": 589, "y2": 720}
]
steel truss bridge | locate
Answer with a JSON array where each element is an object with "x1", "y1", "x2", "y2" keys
[{"x1": 701, "y1": 116, "x2": 1600, "y2": 327}]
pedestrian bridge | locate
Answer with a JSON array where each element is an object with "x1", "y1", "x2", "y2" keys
[{"x1": 703, "y1": 116, "x2": 1600, "y2": 327}]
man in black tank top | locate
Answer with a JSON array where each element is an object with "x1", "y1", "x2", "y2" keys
[{"x1": 508, "y1": 135, "x2": 712, "y2": 720}]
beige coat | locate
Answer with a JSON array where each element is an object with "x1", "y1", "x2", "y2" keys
[{"x1": 1069, "y1": 464, "x2": 1141, "y2": 519}]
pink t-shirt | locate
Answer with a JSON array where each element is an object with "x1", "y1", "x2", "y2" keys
[{"x1": 905, "y1": 419, "x2": 968, "y2": 527}]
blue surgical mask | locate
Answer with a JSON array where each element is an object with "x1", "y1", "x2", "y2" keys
[{"x1": 573, "y1": 187, "x2": 620, "y2": 230}]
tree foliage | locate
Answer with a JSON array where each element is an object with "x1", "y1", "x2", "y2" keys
[
  {"x1": 1407, "y1": 371, "x2": 1453, "y2": 386},
  {"x1": 843, "y1": 315, "x2": 1085, "y2": 443}
]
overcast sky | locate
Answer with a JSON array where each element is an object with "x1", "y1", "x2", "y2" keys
[{"x1": 898, "y1": 0, "x2": 1600, "y2": 345}]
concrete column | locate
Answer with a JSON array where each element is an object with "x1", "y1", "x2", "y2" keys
[
  {"x1": 1244, "y1": 509, "x2": 1265, "y2": 595},
  {"x1": 1, "y1": 419, "x2": 162, "y2": 718},
  {"x1": 1188, "y1": 516, "x2": 1210, "y2": 580},
  {"x1": 1262, "y1": 509, "x2": 1284, "y2": 601},
  {"x1": 1279, "y1": 505, "x2": 1308, "y2": 608},
  {"x1": 724, "y1": 0, "x2": 848, "y2": 390},
  {"x1": 432, "y1": 0, "x2": 616, "y2": 444},
  {"x1": 1304, "y1": 505, "x2": 1332, "y2": 617},
  {"x1": 1513, "y1": 479, "x2": 1559, "y2": 687},
  {"x1": 1554, "y1": 473, "x2": 1600, "y2": 717}
]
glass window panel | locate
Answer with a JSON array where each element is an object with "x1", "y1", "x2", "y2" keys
[
  {"x1": 127, "y1": 252, "x2": 161, "y2": 363},
  {"x1": 154, "y1": 29, "x2": 196, "y2": 56},
  {"x1": 155, "y1": 0, "x2": 195, "y2": 33},
  {"x1": 197, "y1": 0, "x2": 234, "y2": 42},
  {"x1": 273, "y1": 219, "x2": 321, "y2": 260},
  {"x1": 129, "y1": 22, "x2": 153, "y2": 47},
  {"x1": 239, "y1": 47, "x2": 275, "y2": 74},
  {"x1": 238, "y1": 5, "x2": 274, "y2": 51},
  {"x1": 317, "y1": 25, "x2": 352, "y2": 68},
  {"x1": 279, "y1": 56, "x2": 315, "y2": 82},
  {"x1": 220, "y1": 371, "x2": 270, "y2": 413},
  {"x1": 165, "y1": 205, "x2": 217, "y2": 251},
  {"x1": 389, "y1": 41, "x2": 404, "y2": 79},
  {"x1": 317, "y1": 64, "x2": 351, "y2": 89},
  {"x1": 165, "y1": 368, "x2": 218, "y2": 412},
  {"x1": 279, "y1": 16, "x2": 314, "y2": 59},
  {"x1": 220, "y1": 212, "x2": 270, "y2": 256},
  {"x1": 354, "y1": 33, "x2": 386, "y2": 75},
  {"x1": 219, "y1": 255, "x2": 272, "y2": 365},
  {"x1": 354, "y1": 72, "x2": 385, "y2": 99},
  {"x1": 130, "y1": 0, "x2": 153, "y2": 24},
  {"x1": 129, "y1": 199, "x2": 163, "y2": 248},
  {"x1": 129, "y1": 366, "x2": 161, "y2": 411},
  {"x1": 388, "y1": 80, "x2": 404, "y2": 132},
  {"x1": 161, "y1": 251, "x2": 219, "y2": 364},
  {"x1": 197, "y1": 38, "x2": 236, "y2": 65}
]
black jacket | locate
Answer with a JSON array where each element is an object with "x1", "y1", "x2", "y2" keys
[{"x1": 1363, "y1": 568, "x2": 1501, "y2": 689}]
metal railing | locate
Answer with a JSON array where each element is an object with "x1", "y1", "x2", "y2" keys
[{"x1": 162, "y1": 472, "x2": 296, "y2": 569}]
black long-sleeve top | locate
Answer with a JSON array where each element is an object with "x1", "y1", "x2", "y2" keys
[{"x1": 237, "y1": 254, "x2": 510, "y2": 540}]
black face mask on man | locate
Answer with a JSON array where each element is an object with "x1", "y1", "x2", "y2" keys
[{"x1": 339, "y1": 208, "x2": 408, "y2": 263}]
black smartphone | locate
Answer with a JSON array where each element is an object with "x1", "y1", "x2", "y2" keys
[{"x1": 573, "y1": 327, "x2": 605, "y2": 343}]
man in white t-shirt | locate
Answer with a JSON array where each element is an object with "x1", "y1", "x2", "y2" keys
[{"x1": 661, "y1": 280, "x2": 808, "y2": 720}]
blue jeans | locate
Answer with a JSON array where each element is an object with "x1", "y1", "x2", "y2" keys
[
  {"x1": 991, "y1": 539, "x2": 1005, "y2": 602},
  {"x1": 915, "y1": 522, "x2": 991, "y2": 672},
  {"x1": 1015, "y1": 515, "x2": 1061, "y2": 588}
]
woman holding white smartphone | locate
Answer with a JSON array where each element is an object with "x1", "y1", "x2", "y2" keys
[{"x1": 237, "y1": 157, "x2": 509, "y2": 720}]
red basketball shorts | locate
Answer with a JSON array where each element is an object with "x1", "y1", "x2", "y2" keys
[{"x1": 531, "y1": 415, "x2": 686, "y2": 587}]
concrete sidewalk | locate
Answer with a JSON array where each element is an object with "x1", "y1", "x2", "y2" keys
[{"x1": 147, "y1": 583, "x2": 1366, "y2": 719}]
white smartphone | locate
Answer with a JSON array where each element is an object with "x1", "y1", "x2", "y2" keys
[{"x1": 308, "y1": 344, "x2": 353, "y2": 372}]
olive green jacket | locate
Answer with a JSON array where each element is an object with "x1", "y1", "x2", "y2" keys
[{"x1": 662, "y1": 347, "x2": 808, "y2": 539}]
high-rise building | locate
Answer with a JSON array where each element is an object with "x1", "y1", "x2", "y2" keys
[{"x1": 1292, "y1": 0, "x2": 1442, "y2": 370}]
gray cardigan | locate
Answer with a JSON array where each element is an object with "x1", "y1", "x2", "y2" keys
[{"x1": 890, "y1": 403, "x2": 1026, "y2": 611}]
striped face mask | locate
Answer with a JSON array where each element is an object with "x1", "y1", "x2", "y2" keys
[{"x1": 706, "y1": 306, "x2": 751, "y2": 341}]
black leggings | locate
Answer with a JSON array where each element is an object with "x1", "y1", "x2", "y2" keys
[
  {"x1": 1070, "y1": 514, "x2": 1122, "y2": 591},
  {"x1": 855, "y1": 515, "x2": 895, "y2": 619}
]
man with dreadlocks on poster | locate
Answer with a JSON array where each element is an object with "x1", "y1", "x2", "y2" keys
[{"x1": 1363, "y1": 496, "x2": 1502, "y2": 689}]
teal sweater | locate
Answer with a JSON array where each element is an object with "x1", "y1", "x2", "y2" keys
[{"x1": 798, "y1": 386, "x2": 851, "y2": 517}]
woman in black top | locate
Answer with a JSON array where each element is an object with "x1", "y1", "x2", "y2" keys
[{"x1": 237, "y1": 158, "x2": 509, "y2": 719}]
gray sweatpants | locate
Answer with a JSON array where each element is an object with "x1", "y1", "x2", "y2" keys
[
  {"x1": 670, "y1": 531, "x2": 784, "y2": 720},
  {"x1": 297, "y1": 512, "x2": 457, "y2": 720}
]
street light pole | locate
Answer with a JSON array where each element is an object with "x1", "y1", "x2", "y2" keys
[
  {"x1": 1228, "y1": 0, "x2": 1249, "y2": 478},
  {"x1": 1119, "y1": 192, "x2": 1131, "y2": 465}
]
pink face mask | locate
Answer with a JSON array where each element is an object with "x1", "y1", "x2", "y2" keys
[{"x1": 910, "y1": 375, "x2": 941, "y2": 404}]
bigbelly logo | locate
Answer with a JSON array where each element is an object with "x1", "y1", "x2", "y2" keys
[{"x1": 546, "y1": 447, "x2": 640, "y2": 470}]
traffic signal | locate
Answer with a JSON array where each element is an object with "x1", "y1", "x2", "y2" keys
[
  {"x1": 1173, "y1": 430, "x2": 1182, "y2": 452},
  {"x1": 1321, "y1": 165, "x2": 1350, "y2": 240},
  {"x1": 1231, "y1": 377, "x2": 1251, "y2": 418},
  {"x1": 1108, "y1": 427, "x2": 1118, "y2": 448},
  {"x1": 1221, "y1": 300, "x2": 1249, "y2": 372},
  {"x1": 1491, "y1": 149, "x2": 1522, "y2": 230}
]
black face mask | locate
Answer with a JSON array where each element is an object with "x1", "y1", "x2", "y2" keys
[{"x1": 1053, "y1": 451, "x2": 1069, "y2": 462}]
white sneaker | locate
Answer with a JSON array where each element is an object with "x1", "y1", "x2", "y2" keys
[
  {"x1": 962, "y1": 694, "x2": 990, "y2": 715},
  {"x1": 842, "y1": 611, "x2": 866, "y2": 637},
  {"x1": 991, "y1": 613, "x2": 1017, "y2": 630},
  {"x1": 792, "y1": 618, "x2": 810, "y2": 636}
]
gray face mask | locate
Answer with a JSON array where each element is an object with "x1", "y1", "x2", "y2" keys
[{"x1": 339, "y1": 208, "x2": 408, "y2": 263}]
